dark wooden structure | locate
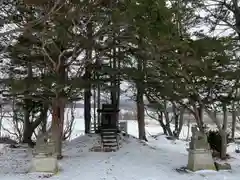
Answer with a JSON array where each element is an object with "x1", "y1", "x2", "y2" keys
[
  {"x1": 98, "y1": 104, "x2": 119, "y2": 129},
  {"x1": 97, "y1": 104, "x2": 120, "y2": 150}
]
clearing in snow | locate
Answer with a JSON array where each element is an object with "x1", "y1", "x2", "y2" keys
[{"x1": 0, "y1": 133, "x2": 240, "y2": 180}]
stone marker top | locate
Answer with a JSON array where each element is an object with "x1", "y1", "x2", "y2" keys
[
  {"x1": 33, "y1": 132, "x2": 56, "y2": 156},
  {"x1": 189, "y1": 126, "x2": 210, "y2": 150}
]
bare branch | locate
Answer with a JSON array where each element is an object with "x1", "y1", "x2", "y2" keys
[
  {"x1": 42, "y1": 45, "x2": 56, "y2": 67},
  {"x1": 1, "y1": 125, "x2": 20, "y2": 141}
]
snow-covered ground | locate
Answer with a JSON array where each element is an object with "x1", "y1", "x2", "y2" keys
[
  {"x1": 0, "y1": 132, "x2": 240, "y2": 180},
  {"x1": 1, "y1": 108, "x2": 240, "y2": 180},
  {"x1": 0, "y1": 119, "x2": 240, "y2": 179}
]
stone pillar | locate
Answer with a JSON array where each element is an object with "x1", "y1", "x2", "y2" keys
[
  {"x1": 31, "y1": 136, "x2": 58, "y2": 173},
  {"x1": 187, "y1": 126, "x2": 216, "y2": 171},
  {"x1": 31, "y1": 153, "x2": 58, "y2": 173},
  {"x1": 187, "y1": 149, "x2": 216, "y2": 171}
]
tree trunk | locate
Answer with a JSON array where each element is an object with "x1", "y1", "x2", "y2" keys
[
  {"x1": 93, "y1": 79, "x2": 97, "y2": 131},
  {"x1": 22, "y1": 127, "x2": 34, "y2": 146},
  {"x1": 51, "y1": 52, "x2": 66, "y2": 159},
  {"x1": 163, "y1": 111, "x2": 173, "y2": 136},
  {"x1": 41, "y1": 106, "x2": 48, "y2": 134},
  {"x1": 136, "y1": 87, "x2": 146, "y2": 140},
  {"x1": 116, "y1": 47, "x2": 121, "y2": 121},
  {"x1": 186, "y1": 115, "x2": 191, "y2": 141},
  {"x1": 198, "y1": 104, "x2": 203, "y2": 122},
  {"x1": 220, "y1": 130, "x2": 227, "y2": 159},
  {"x1": 172, "y1": 102, "x2": 179, "y2": 137},
  {"x1": 59, "y1": 99, "x2": 65, "y2": 156},
  {"x1": 136, "y1": 58, "x2": 147, "y2": 141},
  {"x1": 232, "y1": 110, "x2": 237, "y2": 140},
  {"x1": 84, "y1": 21, "x2": 93, "y2": 134},
  {"x1": 193, "y1": 103, "x2": 204, "y2": 132},
  {"x1": 51, "y1": 101, "x2": 60, "y2": 157},
  {"x1": 176, "y1": 107, "x2": 184, "y2": 138},
  {"x1": 162, "y1": 101, "x2": 173, "y2": 136},
  {"x1": 22, "y1": 62, "x2": 34, "y2": 146},
  {"x1": 22, "y1": 100, "x2": 35, "y2": 147},
  {"x1": 110, "y1": 34, "x2": 120, "y2": 124},
  {"x1": 158, "y1": 112, "x2": 168, "y2": 135},
  {"x1": 51, "y1": 98, "x2": 64, "y2": 159},
  {"x1": 0, "y1": 105, "x2": 2, "y2": 137},
  {"x1": 84, "y1": 84, "x2": 91, "y2": 133},
  {"x1": 198, "y1": 104, "x2": 204, "y2": 129},
  {"x1": 22, "y1": 119, "x2": 35, "y2": 147},
  {"x1": 97, "y1": 71, "x2": 101, "y2": 128},
  {"x1": 220, "y1": 104, "x2": 228, "y2": 159}
]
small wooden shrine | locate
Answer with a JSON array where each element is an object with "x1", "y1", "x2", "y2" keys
[
  {"x1": 97, "y1": 104, "x2": 120, "y2": 151},
  {"x1": 97, "y1": 104, "x2": 119, "y2": 131}
]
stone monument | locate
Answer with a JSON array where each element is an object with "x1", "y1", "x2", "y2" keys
[
  {"x1": 31, "y1": 133, "x2": 58, "y2": 173},
  {"x1": 187, "y1": 126, "x2": 216, "y2": 171}
]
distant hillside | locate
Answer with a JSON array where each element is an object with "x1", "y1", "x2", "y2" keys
[{"x1": 1, "y1": 99, "x2": 137, "y2": 111}]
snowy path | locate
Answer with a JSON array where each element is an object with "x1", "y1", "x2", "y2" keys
[{"x1": 0, "y1": 135, "x2": 240, "y2": 180}]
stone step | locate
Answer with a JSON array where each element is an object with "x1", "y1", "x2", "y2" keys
[
  {"x1": 102, "y1": 147, "x2": 119, "y2": 152},
  {"x1": 102, "y1": 135, "x2": 117, "y2": 139},
  {"x1": 101, "y1": 130, "x2": 117, "y2": 133},
  {"x1": 102, "y1": 141, "x2": 118, "y2": 145},
  {"x1": 101, "y1": 133, "x2": 116, "y2": 136},
  {"x1": 102, "y1": 144, "x2": 118, "y2": 148},
  {"x1": 102, "y1": 136, "x2": 117, "y2": 140},
  {"x1": 102, "y1": 143, "x2": 118, "y2": 147},
  {"x1": 102, "y1": 139, "x2": 117, "y2": 143},
  {"x1": 101, "y1": 128, "x2": 117, "y2": 131},
  {"x1": 101, "y1": 135, "x2": 117, "y2": 139}
]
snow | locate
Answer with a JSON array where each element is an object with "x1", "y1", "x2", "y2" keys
[
  {"x1": 0, "y1": 134, "x2": 240, "y2": 180},
  {"x1": 0, "y1": 120, "x2": 240, "y2": 180},
  {"x1": 1, "y1": 108, "x2": 240, "y2": 180}
]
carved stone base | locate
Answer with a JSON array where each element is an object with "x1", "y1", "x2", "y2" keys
[
  {"x1": 31, "y1": 154, "x2": 58, "y2": 173},
  {"x1": 187, "y1": 149, "x2": 216, "y2": 171}
]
